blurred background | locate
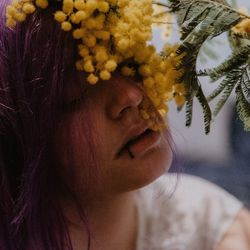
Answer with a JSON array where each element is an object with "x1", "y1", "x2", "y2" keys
[{"x1": 153, "y1": 0, "x2": 250, "y2": 208}]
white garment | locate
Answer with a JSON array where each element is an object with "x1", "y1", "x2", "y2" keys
[{"x1": 136, "y1": 174, "x2": 243, "y2": 250}]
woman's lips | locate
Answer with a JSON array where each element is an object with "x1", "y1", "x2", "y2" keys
[
  {"x1": 128, "y1": 129, "x2": 161, "y2": 157},
  {"x1": 117, "y1": 129, "x2": 161, "y2": 158}
]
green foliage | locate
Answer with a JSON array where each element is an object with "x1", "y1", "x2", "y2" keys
[
  {"x1": 236, "y1": 83, "x2": 250, "y2": 131},
  {"x1": 185, "y1": 99, "x2": 193, "y2": 127},
  {"x1": 196, "y1": 84, "x2": 212, "y2": 134},
  {"x1": 169, "y1": 0, "x2": 243, "y2": 133},
  {"x1": 161, "y1": 0, "x2": 250, "y2": 133},
  {"x1": 154, "y1": 0, "x2": 250, "y2": 132},
  {"x1": 212, "y1": 69, "x2": 243, "y2": 116},
  {"x1": 201, "y1": 45, "x2": 250, "y2": 81},
  {"x1": 202, "y1": 42, "x2": 250, "y2": 129},
  {"x1": 228, "y1": 29, "x2": 250, "y2": 50}
]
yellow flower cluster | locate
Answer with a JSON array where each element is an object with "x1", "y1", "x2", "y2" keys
[
  {"x1": 5, "y1": 0, "x2": 186, "y2": 131},
  {"x1": 6, "y1": 0, "x2": 49, "y2": 27},
  {"x1": 137, "y1": 43, "x2": 186, "y2": 125},
  {"x1": 111, "y1": 0, "x2": 153, "y2": 56},
  {"x1": 232, "y1": 18, "x2": 250, "y2": 34},
  {"x1": 163, "y1": 44, "x2": 186, "y2": 107},
  {"x1": 231, "y1": 8, "x2": 250, "y2": 35}
]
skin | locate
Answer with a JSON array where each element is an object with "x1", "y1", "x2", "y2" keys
[
  {"x1": 55, "y1": 70, "x2": 250, "y2": 250},
  {"x1": 55, "y1": 71, "x2": 173, "y2": 250},
  {"x1": 214, "y1": 208, "x2": 250, "y2": 250}
]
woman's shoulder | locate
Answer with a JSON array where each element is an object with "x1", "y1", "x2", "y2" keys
[
  {"x1": 136, "y1": 174, "x2": 243, "y2": 250},
  {"x1": 214, "y1": 208, "x2": 250, "y2": 250},
  {"x1": 139, "y1": 173, "x2": 243, "y2": 215}
]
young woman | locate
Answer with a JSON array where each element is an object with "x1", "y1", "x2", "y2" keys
[{"x1": 0, "y1": 0, "x2": 249, "y2": 249}]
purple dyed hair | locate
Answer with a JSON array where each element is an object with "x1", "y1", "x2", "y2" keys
[{"x1": 0, "y1": 1, "x2": 93, "y2": 249}]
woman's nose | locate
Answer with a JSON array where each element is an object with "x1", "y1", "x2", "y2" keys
[{"x1": 107, "y1": 77, "x2": 143, "y2": 119}]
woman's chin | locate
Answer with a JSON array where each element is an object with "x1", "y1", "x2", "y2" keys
[{"x1": 110, "y1": 138, "x2": 173, "y2": 193}]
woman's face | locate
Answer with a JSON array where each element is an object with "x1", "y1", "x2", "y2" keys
[{"x1": 55, "y1": 71, "x2": 173, "y2": 198}]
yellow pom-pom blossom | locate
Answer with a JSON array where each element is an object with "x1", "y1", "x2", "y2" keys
[
  {"x1": 84, "y1": 60, "x2": 95, "y2": 73},
  {"x1": 63, "y1": 0, "x2": 74, "y2": 14},
  {"x1": 87, "y1": 73, "x2": 99, "y2": 85},
  {"x1": 97, "y1": 1, "x2": 109, "y2": 13},
  {"x1": 232, "y1": 18, "x2": 250, "y2": 34},
  {"x1": 121, "y1": 66, "x2": 135, "y2": 77},
  {"x1": 6, "y1": 5, "x2": 17, "y2": 16},
  {"x1": 22, "y1": 3, "x2": 35, "y2": 14},
  {"x1": 231, "y1": 9, "x2": 250, "y2": 36},
  {"x1": 100, "y1": 70, "x2": 111, "y2": 80},
  {"x1": 54, "y1": 11, "x2": 67, "y2": 23},
  {"x1": 73, "y1": 28, "x2": 85, "y2": 39},
  {"x1": 79, "y1": 45, "x2": 90, "y2": 57},
  {"x1": 74, "y1": 0, "x2": 85, "y2": 10},
  {"x1": 5, "y1": 0, "x2": 186, "y2": 131},
  {"x1": 61, "y1": 21, "x2": 72, "y2": 31},
  {"x1": 105, "y1": 60, "x2": 117, "y2": 72},
  {"x1": 15, "y1": 12, "x2": 26, "y2": 22},
  {"x1": 35, "y1": 0, "x2": 48, "y2": 9}
]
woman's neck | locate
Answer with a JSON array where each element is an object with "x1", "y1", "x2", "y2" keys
[{"x1": 64, "y1": 191, "x2": 138, "y2": 250}]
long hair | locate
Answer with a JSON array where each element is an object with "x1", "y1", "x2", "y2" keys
[{"x1": 0, "y1": 1, "x2": 93, "y2": 249}]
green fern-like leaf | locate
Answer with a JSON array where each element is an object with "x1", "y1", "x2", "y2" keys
[
  {"x1": 157, "y1": 0, "x2": 250, "y2": 133},
  {"x1": 206, "y1": 79, "x2": 228, "y2": 102},
  {"x1": 231, "y1": 31, "x2": 250, "y2": 41},
  {"x1": 185, "y1": 99, "x2": 194, "y2": 127},
  {"x1": 241, "y1": 67, "x2": 250, "y2": 99},
  {"x1": 202, "y1": 45, "x2": 250, "y2": 81},
  {"x1": 236, "y1": 84, "x2": 250, "y2": 131},
  {"x1": 228, "y1": 21, "x2": 250, "y2": 51},
  {"x1": 213, "y1": 69, "x2": 243, "y2": 116},
  {"x1": 196, "y1": 85, "x2": 212, "y2": 134},
  {"x1": 168, "y1": 0, "x2": 245, "y2": 133},
  {"x1": 171, "y1": 0, "x2": 242, "y2": 40}
]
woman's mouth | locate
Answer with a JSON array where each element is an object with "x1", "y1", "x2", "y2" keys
[{"x1": 117, "y1": 129, "x2": 161, "y2": 159}]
